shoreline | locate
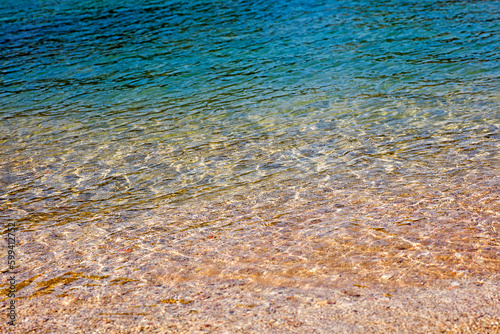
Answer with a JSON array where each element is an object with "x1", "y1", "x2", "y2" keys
[
  {"x1": 2, "y1": 276, "x2": 499, "y2": 333},
  {"x1": 2, "y1": 172, "x2": 498, "y2": 332}
]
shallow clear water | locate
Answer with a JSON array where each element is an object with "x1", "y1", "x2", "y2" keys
[{"x1": 1, "y1": 0, "x2": 499, "y2": 297}]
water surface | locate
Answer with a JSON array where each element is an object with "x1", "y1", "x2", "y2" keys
[{"x1": 0, "y1": 0, "x2": 499, "y2": 299}]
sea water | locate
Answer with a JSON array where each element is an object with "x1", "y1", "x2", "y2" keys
[{"x1": 1, "y1": 0, "x2": 499, "y2": 296}]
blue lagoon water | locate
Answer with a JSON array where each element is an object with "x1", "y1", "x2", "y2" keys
[{"x1": 1, "y1": 0, "x2": 499, "y2": 302}]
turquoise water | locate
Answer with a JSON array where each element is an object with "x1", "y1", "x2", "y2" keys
[{"x1": 1, "y1": 0, "x2": 499, "y2": 295}]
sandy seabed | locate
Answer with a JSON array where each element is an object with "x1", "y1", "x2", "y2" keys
[
  {"x1": 2, "y1": 277, "x2": 500, "y2": 333},
  {"x1": 1, "y1": 174, "x2": 499, "y2": 333}
]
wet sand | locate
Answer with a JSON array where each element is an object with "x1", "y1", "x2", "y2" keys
[
  {"x1": 2, "y1": 276, "x2": 499, "y2": 333},
  {"x1": 1, "y1": 175, "x2": 499, "y2": 333}
]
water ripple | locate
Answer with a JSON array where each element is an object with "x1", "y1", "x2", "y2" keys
[{"x1": 0, "y1": 0, "x2": 499, "y2": 297}]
